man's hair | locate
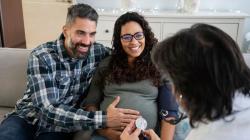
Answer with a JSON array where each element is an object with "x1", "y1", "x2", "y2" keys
[
  {"x1": 152, "y1": 23, "x2": 250, "y2": 127},
  {"x1": 66, "y1": 4, "x2": 98, "y2": 25}
]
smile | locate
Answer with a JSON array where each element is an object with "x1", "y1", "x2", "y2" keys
[
  {"x1": 77, "y1": 46, "x2": 89, "y2": 53},
  {"x1": 129, "y1": 46, "x2": 140, "y2": 51}
]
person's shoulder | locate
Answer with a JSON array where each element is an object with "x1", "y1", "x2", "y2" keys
[
  {"x1": 30, "y1": 41, "x2": 58, "y2": 59},
  {"x1": 98, "y1": 56, "x2": 112, "y2": 68},
  {"x1": 94, "y1": 56, "x2": 111, "y2": 70},
  {"x1": 93, "y1": 42, "x2": 111, "y2": 54}
]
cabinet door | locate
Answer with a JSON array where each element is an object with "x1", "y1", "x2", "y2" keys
[
  {"x1": 163, "y1": 23, "x2": 239, "y2": 41},
  {"x1": 96, "y1": 20, "x2": 115, "y2": 48},
  {"x1": 163, "y1": 23, "x2": 238, "y2": 41},
  {"x1": 163, "y1": 23, "x2": 191, "y2": 39},
  {"x1": 211, "y1": 23, "x2": 238, "y2": 41},
  {"x1": 0, "y1": 0, "x2": 26, "y2": 48},
  {"x1": 149, "y1": 22, "x2": 161, "y2": 40}
]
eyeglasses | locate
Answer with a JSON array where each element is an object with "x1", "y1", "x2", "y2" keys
[
  {"x1": 160, "y1": 110, "x2": 187, "y2": 125},
  {"x1": 120, "y1": 32, "x2": 144, "y2": 42}
]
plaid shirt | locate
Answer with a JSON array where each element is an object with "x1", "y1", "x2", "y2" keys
[{"x1": 14, "y1": 34, "x2": 110, "y2": 134}]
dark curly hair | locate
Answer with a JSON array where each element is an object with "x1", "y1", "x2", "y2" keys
[
  {"x1": 104, "y1": 12, "x2": 160, "y2": 86},
  {"x1": 152, "y1": 23, "x2": 250, "y2": 127}
]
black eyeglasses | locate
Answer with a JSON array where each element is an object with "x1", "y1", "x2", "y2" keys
[
  {"x1": 160, "y1": 110, "x2": 187, "y2": 125},
  {"x1": 120, "y1": 32, "x2": 144, "y2": 42}
]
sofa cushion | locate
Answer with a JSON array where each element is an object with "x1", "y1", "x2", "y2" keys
[
  {"x1": 0, "y1": 48, "x2": 32, "y2": 108},
  {"x1": 0, "y1": 107, "x2": 13, "y2": 122}
]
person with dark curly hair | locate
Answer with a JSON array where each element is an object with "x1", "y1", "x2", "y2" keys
[
  {"x1": 0, "y1": 4, "x2": 142, "y2": 140},
  {"x1": 149, "y1": 23, "x2": 250, "y2": 140},
  {"x1": 82, "y1": 12, "x2": 178, "y2": 140}
]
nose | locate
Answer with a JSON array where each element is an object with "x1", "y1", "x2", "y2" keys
[
  {"x1": 81, "y1": 34, "x2": 92, "y2": 45},
  {"x1": 130, "y1": 37, "x2": 139, "y2": 44}
]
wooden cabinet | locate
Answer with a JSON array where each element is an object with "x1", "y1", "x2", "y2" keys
[
  {"x1": 0, "y1": 0, "x2": 26, "y2": 48},
  {"x1": 97, "y1": 11, "x2": 248, "y2": 49}
]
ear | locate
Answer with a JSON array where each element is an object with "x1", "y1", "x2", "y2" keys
[{"x1": 62, "y1": 25, "x2": 69, "y2": 38}]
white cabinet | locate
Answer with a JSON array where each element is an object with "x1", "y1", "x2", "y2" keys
[
  {"x1": 22, "y1": 1, "x2": 248, "y2": 50},
  {"x1": 97, "y1": 11, "x2": 248, "y2": 49},
  {"x1": 96, "y1": 20, "x2": 115, "y2": 47}
]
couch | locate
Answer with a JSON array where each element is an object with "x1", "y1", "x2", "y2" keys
[
  {"x1": 0, "y1": 48, "x2": 32, "y2": 122},
  {"x1": 1, "y1": 48, "x2": 250, "y2": 123}
]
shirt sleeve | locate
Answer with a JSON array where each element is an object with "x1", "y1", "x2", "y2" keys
[
  {"x1": 27, "y1": 53, "x2": 106, "y2": 130},
  {"x1": 158, "y1": 83, "x2": 179, "y2": 119}
]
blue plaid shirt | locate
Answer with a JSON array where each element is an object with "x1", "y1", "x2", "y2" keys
[{"x1": 14, "y1": 34, "x2": 110, "y2": 134}]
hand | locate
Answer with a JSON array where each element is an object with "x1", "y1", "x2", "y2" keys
[
  {"x1": 120, "y1": 120, "x2": 141, "y2": 140},
  {"x1": 144, "y1": 129, "x2": 160, "y2": 140},
  {"x1": 97, "y1": 128, "x2": 121, "y2": 140},
  {"x1": 106, "y1": 96, "x2": 140, "y2": 128}
]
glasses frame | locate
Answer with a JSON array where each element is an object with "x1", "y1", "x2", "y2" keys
[{"x1": 120, "y1": 32, "x2": 144, "y2": 42}]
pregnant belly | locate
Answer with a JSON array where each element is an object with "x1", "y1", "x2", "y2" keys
[{"x1": 100, "y1": 96, "x2": 158, "y2": 129}]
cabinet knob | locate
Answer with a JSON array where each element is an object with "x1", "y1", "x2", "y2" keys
[{"x1": 105, "y1": 29, "x2": 109, "y2": 33}]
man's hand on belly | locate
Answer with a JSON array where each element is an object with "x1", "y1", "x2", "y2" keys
[{"x1": 106, "y1": 96, "x2": 140, "y2": 128}]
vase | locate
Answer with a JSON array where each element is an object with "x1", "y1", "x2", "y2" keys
[
  {"x1": 121, "y1": 0, "x2": 137, "y2": 10},
  {"x1": 183, "y1": 0, "x2": 200, "y2": 13},
  {"x1": 176, "y1": 0, "x2": 200, "y2": 13}
]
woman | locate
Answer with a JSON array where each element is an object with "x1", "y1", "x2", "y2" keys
[
  {"x1": 84, "y1": 12, "x2": 177, "y2": 140},
  {"x1": 147, "y1": 23, "x2": 250, "y2": 140}
]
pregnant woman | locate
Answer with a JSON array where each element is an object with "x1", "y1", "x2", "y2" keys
[{"x1": 84, "y1": 12, "x2": 177, "y2": 140}]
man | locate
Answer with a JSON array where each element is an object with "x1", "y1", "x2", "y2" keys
[{"x1": 0, "y1": 4, "x2": 139, "y2": 140}]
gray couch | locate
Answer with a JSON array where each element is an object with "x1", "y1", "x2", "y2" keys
[
  {"x1": 0, "y1": 48, "x2": 31, "y2": 122},
  {"x1": 1, "y1": 47, "x2": 250, "y2": 123}
]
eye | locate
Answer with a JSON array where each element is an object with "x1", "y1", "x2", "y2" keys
[
  {"x1": 121, "y1": 34, "x2": 133, "y2": 41},
  {"x1": 134, "y1": 32, "x2": 144, "y2": 40},
  {"x1": 76, "y1": 30, "x2": 85, "y2": 36}
]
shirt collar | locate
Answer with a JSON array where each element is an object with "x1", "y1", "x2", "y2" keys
[{"x1": 233, "y1": 91, "x2": 250, "y2": 112}]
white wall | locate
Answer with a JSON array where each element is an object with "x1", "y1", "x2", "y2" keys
[{"x1": 78, "y1": 0, "x2": 250, "y2": 51}]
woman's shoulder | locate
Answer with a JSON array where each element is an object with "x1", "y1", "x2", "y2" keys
[{"x1": 98, "y1": 56, "x2": 112, "y2": 68}]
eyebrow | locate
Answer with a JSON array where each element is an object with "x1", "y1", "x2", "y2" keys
[{"x1": 76, "y1": 30, "x2": 96, "y2": 35}]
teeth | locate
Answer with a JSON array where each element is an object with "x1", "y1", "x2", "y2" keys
[
  {"x1": 130, "y1": 46, "x2": 139, "y2": 51},
  {"x1": 79, "y1": 46, "x2": 85, "y2": 48}
]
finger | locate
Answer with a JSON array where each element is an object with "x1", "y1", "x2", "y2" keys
[
  {"x1": 121, "y1": 118, "x2": 134, "y2": 124},
  {"x1": 122, "y1": 114, "x2": 140, "y2": 120},
  {"x1": 118, "y1": 108, "x2": 140, "y2": 115},
  {"x1": 112, "y1": 126, "x2": 125, "y2": 131},
  {"x1": 123, "y1": 120, "x2": 135, "y2": 134},
  {"x1": 120, "y1": 122, "x2": 130, "y2": 127},
  {"x1": 109, "y1": 96, "x2": 120, "y2": 107},
  {"x1": 144, "y1": 129, "x2": 153, "y2": 136},
  {"x1": 131, "y1": 128, "x2": 141, "y2": 137},
  {"x1": 144, "y1": 129, "x2": 159, "y2": 139}
]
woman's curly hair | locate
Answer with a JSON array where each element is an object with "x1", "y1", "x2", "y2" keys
[{"x1": 103, "y1": 12, "x2": 160, "y2": 86}]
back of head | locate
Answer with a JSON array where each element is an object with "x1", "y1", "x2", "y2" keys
[
  {"x1": 66, "y1": 4, "x2": 98, "y2": 25},
  {"x1": 152, "y1": 23, "x2": 250, "y2": 127}
]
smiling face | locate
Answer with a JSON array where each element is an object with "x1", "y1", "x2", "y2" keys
[
  {"x1": 120, "y1": 21, "x2": 145, "y2": 64},
  {"x1": 63, "y1": 17, "x2": 96, "y2": 59}
]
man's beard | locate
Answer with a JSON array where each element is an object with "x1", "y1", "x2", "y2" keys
[{"x1": 66, "y1": 38, "x2": 92, "y2": 59}]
